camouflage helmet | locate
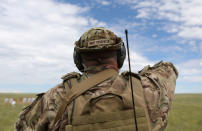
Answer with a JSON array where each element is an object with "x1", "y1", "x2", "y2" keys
[
  {"x1": 74, "y1": 27, "x2": 123, "y2": 52},
  {"x1": 73, "y1": 27, "x2": 126, "y2": 72}
]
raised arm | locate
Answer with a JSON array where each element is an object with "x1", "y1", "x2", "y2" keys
[{"x1": 139, "y1": 61, "x2": 178, "y2": 130}]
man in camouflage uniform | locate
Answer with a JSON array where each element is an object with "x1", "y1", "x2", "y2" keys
[{"x1": 15, "y1": 27, "x2": 178, "y2": 131}]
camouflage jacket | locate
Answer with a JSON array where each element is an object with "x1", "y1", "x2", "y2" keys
[{"x1": 15, "y1": 61, "x2": 178, "y2": 131}]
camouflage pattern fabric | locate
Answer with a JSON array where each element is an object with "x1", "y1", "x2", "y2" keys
[
  {"x1": 74, "y1": 27, "x2": 123, "y2": 52},
  {"x1": 139, "y1": 62, "x2": 178, "y2": 130},
  {"x1": 15, "y1": 61, "x2": 178, "y2": 131}
]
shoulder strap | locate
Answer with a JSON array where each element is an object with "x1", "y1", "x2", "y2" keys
[
  {"x1": 53, "y1": 69, "x2": 118, "y2": 126},
  {"x1": 130, "y1": 75, "x2": 152, "y2": 131},
  {"x1": 122, "y1": 71, "x2": 152, "y2": 131}
]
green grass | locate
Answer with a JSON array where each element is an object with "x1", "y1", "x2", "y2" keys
[
  {"x1": 166, "y1": 94, "x2": 202, "y2": 131},
  {"x1": 0, "y1": 93, "x2": 35, "y2": 131},
  {"x1": 0, "y1": 93, "x2": 202, "y2": 131}
]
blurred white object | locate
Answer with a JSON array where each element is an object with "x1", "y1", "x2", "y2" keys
[
  {"x1": 4, "y1": 98, "x2": 9, "y2": 103},
  {"x1": 9, "y1": 98, "x2": 14, "y2": 104},
  {"x1": 23, "y1": 98, "x2": 27, "y2": 103},
  {"x1": 28, "y1": 98, "x2": 32, "y2": 103},
  {"x1": 31, "y1": 98, "x2": 35, "y2": 102},
  {"x1": 11, "y1": 100, "x2": 16, "y2": 106}
]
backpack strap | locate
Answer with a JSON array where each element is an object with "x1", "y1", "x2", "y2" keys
[
  {"x1": 64, "y1": 78, "x2": 78, "y2": 125},
  {"x1": 53, "y1": 69, "x2": 118, "y2": 126},
  {"x1": 122, "y1": 71, "x2": 152, "y2": 131}
]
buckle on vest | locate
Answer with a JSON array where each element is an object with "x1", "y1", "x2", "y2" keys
[{"x1": 65, "y1": 125, "x2": 73, "y2": 131}]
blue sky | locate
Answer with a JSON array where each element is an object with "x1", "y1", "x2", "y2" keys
[{"x1": 0, "y1": 0, "x2": 202, "y2": 93}]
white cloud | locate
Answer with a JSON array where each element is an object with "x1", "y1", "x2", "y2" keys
[
  {"x1": 121, "y1": 51, "x2": 154, "y2": 73},
  {"x1": 96, "y1": 0, "x2": 111, "y2": 6},
  {"x1": 180, "y1": 76, "x2": 202, "y2": 83},
  {"x1": 177, "y1": 59, "x2": 202, "y2": 74},
  {"x1": 178, "y1": 27, "x2": 202, "y2": 39},
  {"x1": 0, "y1": 0, "x2": 106, "y2": 85},
  {"x1": 200, "y1": 61, "x2": 202, "y2": 66},
  {"x1": 122, "y1": 0, "x2": 202, "y2": 40},
  {"x1": 89, "y1": 18, "x2": 106, "y2": 27},
  {"x1": 177, "y1": 59, "x2": 202, "y2": 82},
  {"x1": 199, "y1": 43, "x2": 202, "y2": 53},
  {"x1": 136, "y1": 8, "x2": 151, "y2": 19},
  {"x1": 188, "y1": 41, "x2": 198, "y2": 52},
  {"x1": 152, "y1": 34, "x2": 157, "y2": 38}
]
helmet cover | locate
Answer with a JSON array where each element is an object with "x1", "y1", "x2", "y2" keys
[{"x1": 73, "y1": 27, "x2": 126, "y2": 72}]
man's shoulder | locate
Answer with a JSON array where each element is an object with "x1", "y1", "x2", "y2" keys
[
  {"x1": 45, "y1": 83, "x2": 65, "y2": 97},
  {"x1": 120, "y1": 71, "x2": 140, "y2": 82},
  {"x1": 139, "y1": 61, "x2": 178, "y2": 77},
  {"x1": 61, "y1": 72, "x2": 81, "y2": 81},
  {"x1": 120, "y1": 61, "x2": 178, "y2": 85},
  {"x1": 46, "y1": 72, "x2": 81, "y2": 94}
]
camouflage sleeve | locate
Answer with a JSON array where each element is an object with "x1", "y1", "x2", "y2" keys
[
  {"x1": 15, "y1": 83, "x2": 66, "y2": 131},
  {"x1": 139, "y1": 61, "x2": 178, "y2": 131}
]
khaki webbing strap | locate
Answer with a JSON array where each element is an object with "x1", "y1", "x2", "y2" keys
[
  {"x1": 63, "y1": 78, "x2": 78, "y2": 124},
  {"x1": 130, "y1": 76, "x2": 152, "y2": 131},
  {"x1": 54, "y1": 69, "x2": 118, "y2": 126},
  {"x1": 64, "y1": 81, "x2": 71, "y2": 94},
  {"x1": 65, "y1": 69, "x2": 118, "y2": 103}
]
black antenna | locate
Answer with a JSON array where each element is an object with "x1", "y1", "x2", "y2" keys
[{"x1": 125, "y1": 29, "x2": 138, "y2": 131}]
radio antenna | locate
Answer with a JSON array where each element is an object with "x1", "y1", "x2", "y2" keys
[{"x1": 125, "y1": 29, "x2": 138, "y2": 131}]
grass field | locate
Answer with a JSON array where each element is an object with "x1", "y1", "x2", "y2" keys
[
  {"x1": 0, "y1": 93, "x2": 202, "y2": 131},
  {"x1": 166, "y1": 94, "x2": 202, "y2": 131},
  {"x1": 0, "y1": 93, "x2": 36, "y2": 131}
]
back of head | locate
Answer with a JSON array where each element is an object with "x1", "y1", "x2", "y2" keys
[{"x1": 73, "y1": 27, "x2": 126, "y2": 72}]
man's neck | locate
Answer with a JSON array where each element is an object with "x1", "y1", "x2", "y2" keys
[{"x1": 84, "y1": 65, "x2": 118, "y2": 76}]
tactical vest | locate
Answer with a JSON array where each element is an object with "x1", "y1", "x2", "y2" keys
[{"x1": 54, "y1": 70, "x2": 152, "y2": 131}]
